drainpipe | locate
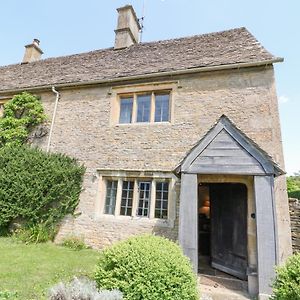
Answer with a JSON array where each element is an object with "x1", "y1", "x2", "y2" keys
[{"x1": 46, "y1": 86, "x2": 60, "y2": 153}]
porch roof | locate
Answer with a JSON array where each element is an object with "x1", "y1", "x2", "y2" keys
[{"x1": 175, "y1": 115, "x2": 285, "y2": 177}]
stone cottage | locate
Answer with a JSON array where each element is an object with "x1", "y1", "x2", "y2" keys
[{"x1": 0, "y1": 5, "x2": 292, "y2": 299}]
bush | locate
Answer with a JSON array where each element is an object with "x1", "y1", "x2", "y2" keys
[
  {"x1": 48, "y1": 277, "x2": 123, "y2": 300},
  {"x1": 271, "y1": 253, "x2": 300, "y2": 299},
  {"x1": 61, "y1": 236, "x2": 89, "y2": 251},
  {"x1": 0, "y1": 144, "x2": 85, "y2": 240},
  {"x1": 95, "y1": 235, "x2": 199, "y2": 300}
]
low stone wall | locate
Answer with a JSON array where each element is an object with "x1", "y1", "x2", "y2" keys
[{"x1": 289, "y1": 198, "x2": 300, "y2": 253}]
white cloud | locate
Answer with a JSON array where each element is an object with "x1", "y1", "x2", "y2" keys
[{"x1": 279, "y1": 95, "x2": 290, "y2": 104}]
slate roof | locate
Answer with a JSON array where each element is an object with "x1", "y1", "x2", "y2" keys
[{"x1": 0, "y1": 27, "x2": 280, "y2": 92}]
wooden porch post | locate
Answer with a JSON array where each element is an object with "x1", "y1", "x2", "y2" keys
[
  {"x1": 254, "y1": 175, "x2": 277, "y2": 300},
  {"x1": 178, "y1": 173, "x2": 198, "y2": 272}
]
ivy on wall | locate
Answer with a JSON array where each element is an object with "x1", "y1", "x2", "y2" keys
[{"x1": 0, "y1": 92, "x2": 47, "y2": 147}]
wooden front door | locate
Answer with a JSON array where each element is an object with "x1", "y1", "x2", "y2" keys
[{"x1": 210, "y1": 183, "x2": 248, "y2": 280}]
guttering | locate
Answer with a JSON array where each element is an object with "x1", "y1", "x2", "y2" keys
[
  {"x1": 0, "y1": 58, "x2": 283, "y2": 95},
  {"x1": 46, "y1": 86, "x2": 60, "y2": 153}
]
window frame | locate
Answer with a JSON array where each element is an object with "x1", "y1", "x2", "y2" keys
[
  {"x1": 98, "y1": 172, "x2": 175, "y2": 223},
  {"x1": 116, "y1": 90, "x2": 172, "y2": 125}
]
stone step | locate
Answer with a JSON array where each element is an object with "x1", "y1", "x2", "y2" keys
[{"x1": 199, "y1": 274, "x2": 248, "y2": 291}]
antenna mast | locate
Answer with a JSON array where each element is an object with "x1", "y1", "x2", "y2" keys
[{"x1": 139, "y1": 0, "x2": 146, "y2": 42}]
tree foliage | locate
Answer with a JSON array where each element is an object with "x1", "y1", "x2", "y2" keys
[
  {"x1": 0, "y1": 92, "x2": 46, "y2": 147},
  {"x1": 287, "y1": 171, "x2": 300, "y2": 199}
]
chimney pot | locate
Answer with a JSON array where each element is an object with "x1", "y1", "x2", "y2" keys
[
  {"x1": 22, "y1": 38, "x2": 43, "y2": 64},
  {"x1": 114, "y1": 5, "x2": 141, "y2": 50}
]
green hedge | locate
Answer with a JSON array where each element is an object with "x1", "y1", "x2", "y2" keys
[
  {"x1": 95, "y1": 235, "x2": 199, "y2": 300},
  {"x1": 0, "y1": 144, "x2": 85, "y2": 232},
  {"x1": 271, "y1": 253, "x2": 300, "y2": 299}
]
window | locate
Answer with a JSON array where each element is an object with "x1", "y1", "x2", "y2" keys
[
  {"x1": 118, "y1": 91, "x2": 170, "y2": 124},
  {"x1": 155, "y1": 182, "x2": 169, "y2": 219},
  {"x1": 102, "y1": 175, "x2": 171, "y2": 220},
  {"x1": 137, "y1": 94, "x2": 151, "y2": 123},
  {"x1": 104, "y1": 180, "x2": 118, "y2": 214},
  {"x1": 119, "y1": 97, "x2": 133, "y2": 124},
  {"x1": 155, "y1": 94, "x2": 170, "y2": 122},
  {"x1": 137, "y1": 181, "x2": 151, "y2": 217},
  {"x1": 120, "y1": 181, "x2": 134, "y2": 216}
]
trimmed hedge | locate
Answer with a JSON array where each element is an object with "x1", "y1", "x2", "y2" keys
[
  {"x1": 95, "y1": 235, "x2": 199, "y2": 300},
  {"x1": 0, "y1": 144, "x2": 85, "y2": 233},
  {"x1": 271, "y1": 253, "x2": 300, "y2": 299}
]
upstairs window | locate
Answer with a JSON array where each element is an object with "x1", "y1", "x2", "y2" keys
[
  {"x1": 119, "y1": 97, "x2": 133, "y2": 124},
  {"x1": 118, "y1": 91, "x2": 171, "y2": 124},
  {"x1": 137, "y1": 94, "x2": 151, "y2": 123}
]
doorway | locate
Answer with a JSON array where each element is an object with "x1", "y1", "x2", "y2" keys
[{"x1": 198, "y1": 183, "x2": 248, "y2": 280}]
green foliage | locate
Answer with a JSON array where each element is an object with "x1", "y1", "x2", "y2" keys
[
  {"x1": 0, "y1": 290, "x2": 18, "y2": 300},
  {"x1": 0, "y1": 92, "x2": 46, "y2": 147},
  {"x1": 0, "y1": 144, "x2": 85, "y2": 240},
  {"x1": 95, "y1": 235, "x2": 199, "y2": 300},
  {"x1": 61, "y1": 236, "x2": 89, "y2": 251},
  {"x1": 14, "y1": 223, "x2": 56, "y2": 244},
  {"x1": 271, "y1": 253, "x2": 300, "y2": 299},
  {"x1": 287, "y1": 172, "x2": 300, "y2": 199}
]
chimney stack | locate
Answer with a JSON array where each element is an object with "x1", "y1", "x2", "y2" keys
[
  {"x1": 114, "y1": 5, "x2": 141, "y2": 50},
  {"x1": 22, "y1": 39, "x2": 43, "y2": 63}
]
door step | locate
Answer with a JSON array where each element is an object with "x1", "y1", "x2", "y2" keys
[{"x1": 199, "y1": 275, "x2": 251, "y2": 300}]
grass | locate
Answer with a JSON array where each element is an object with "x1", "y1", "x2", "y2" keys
[{"x1": 0, "y1": 237, "x2": 99, "y2": 300}]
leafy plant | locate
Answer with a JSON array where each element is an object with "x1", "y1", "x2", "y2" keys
[
  {"x1": 95, "y1": 235, "x2": 199, "y2": 300},
  {"x1": 0, "y1": 290, "x2": 18, "y2": 300},
  {"x1": 0, "y1": 144, "x2": 85, "y2": 241},
  {"x1": 271, "y1": 253, "x2": 300, "y2": 299},
  {"x1": 0, "y1": 92, "x2": 46, "y2": 147},
  {"x1": 14, "y1": 223, "x2": 56, "y2": 244},
  {"x1": 48, "y1": 277, "x2": 123, "y2": 300},
  {"x1": 61, "y1": 236, "x2": 89, "y2": 251}
]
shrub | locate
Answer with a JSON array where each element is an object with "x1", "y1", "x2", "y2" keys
[
  {"x1": 48, "y1": 277, "x2": 123, "y2": 300},
  {"x1": 271, "y1": 253, "x2": 300, "y2": 299},
  {"x1": 95, "y1": 235, "x2": 199, "y2": 300},
  {"x1": 0, "y1": 144, "x2": 85, "y2": 241},
  {"x1": 61, "y1": 236, "x2": 89, "y2": 251}
]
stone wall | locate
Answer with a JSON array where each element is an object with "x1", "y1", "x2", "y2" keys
[
  {"x1": 26, "y1": 65, "x2": 291, "y2": 256},
  {"x1": 289, "y1": 198, "x2": 300, "y2": 252}
]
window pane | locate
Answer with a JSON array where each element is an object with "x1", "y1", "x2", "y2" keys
[
  {"x1": 155, "y1": 94, "x2": 170, "y2": 122},
  {"x1": 137, "y1": 94, "x2": 151, "y2": 122},
  {"x1": 120, "y1": 181, "x2": 134, "y2": 216},
  {"x1": 155, "y1": 182, "x2": 169, "y2": 219},
  {"x1": 119, "y1": 97, "x2": 133, "y2": 124},
  {"x1": 105, "y1": 180, "x2": 118, "y2": 215},
  {"x1": 137, "y1": 181, "x2": 151, "y2": 217}
]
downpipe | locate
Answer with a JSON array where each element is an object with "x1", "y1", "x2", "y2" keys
[{"x1": 46, "y1": 86, "x2": 60, "y2": 152}]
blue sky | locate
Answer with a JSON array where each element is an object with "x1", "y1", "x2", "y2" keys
[{"x1": 0, "y1": 0, "x2": 299, "y2": 174}]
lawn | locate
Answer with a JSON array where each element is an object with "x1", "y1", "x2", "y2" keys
[{"x1": 0, "y1": 237, "x2": 99, "y2": 300}]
